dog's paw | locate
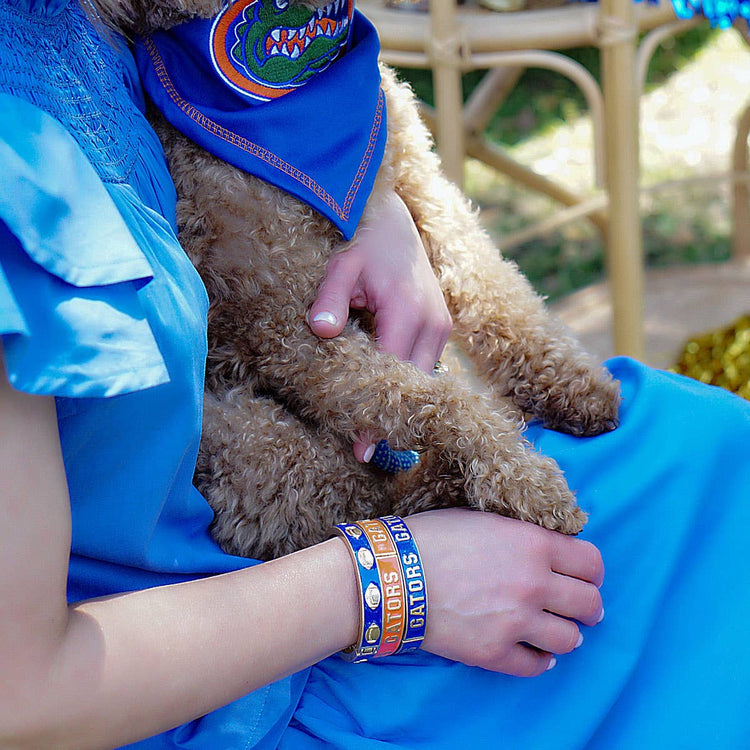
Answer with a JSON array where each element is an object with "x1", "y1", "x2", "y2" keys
[
  {"x1": 467, "y1": 444, "x2": 586, "y2": 535},
  {"x1": 537, "y1": 497, "x2": 588, "y2": 536},
  {"x1": 513, "y1": 450, "x2": 587, "y2": 535},
  {"x1": 538, "y1": 369, "x2": 621, "y2": 438}
]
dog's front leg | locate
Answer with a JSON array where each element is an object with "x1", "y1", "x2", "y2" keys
[
  {"x1": 431, "y1": 225, "x2": 622, "y2": 439},
  {"x1": 377, "y1": 65, "x2": 620, "y2": 438},
  {"x1": 247, "y1": 323, "x2": 586, "y2": 534}
]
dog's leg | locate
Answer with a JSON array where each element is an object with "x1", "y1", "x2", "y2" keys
[
  {"x1": 378, "y1": 66, "x2": 620, "y2": 437},
  {"x1": 236, "y1": 321, "x2": 586, "y2": 534},
  {"x1": 197, "y1": 384, "x2": 393, "y2": 559}
]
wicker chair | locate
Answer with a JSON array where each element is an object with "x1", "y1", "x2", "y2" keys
[{"x1": 359, "y1": 0, "x2": 720, "y2": 359}]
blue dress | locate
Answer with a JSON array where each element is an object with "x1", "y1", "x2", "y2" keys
[{"x1": 1, "y1": 1, "x2": 749, "y2": 747}]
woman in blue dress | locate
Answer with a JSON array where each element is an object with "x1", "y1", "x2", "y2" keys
[{"x1": 1, "y1": 0, "x2": 749, "y2": 747}]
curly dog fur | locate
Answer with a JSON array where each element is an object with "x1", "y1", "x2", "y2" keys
[{"x1": 97, "y1": 0, "x2": 621, "y2": 561}]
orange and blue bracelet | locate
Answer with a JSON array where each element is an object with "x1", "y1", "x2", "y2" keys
[
  {"x1": 334, "y1": 515, "x2": 427, "y2": 662},
  {"x1": 357, "y1": 518, "x2": 407, "y2": 658},
  {"x1": 380, "y1": 514, "x2": 428, "y2": 654}
]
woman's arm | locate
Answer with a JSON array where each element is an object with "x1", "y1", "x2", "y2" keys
[
  {"x1": 0, "y1": 350, "x2": 359, "y2": 749},
  {"x1": 0, "y1": 343, "x2": 603, "y2": 749}
]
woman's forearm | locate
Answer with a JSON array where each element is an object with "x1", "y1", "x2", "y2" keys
[
  {"x1": 5, "y1": 537, "x2": 358, "y2": 750},
  {"x1": 0, "y1": 348, "x2": 358, "y2": 750}
]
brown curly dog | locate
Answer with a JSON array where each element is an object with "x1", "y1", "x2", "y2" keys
[{"x1": 95, "y1": 0, "x2": 620, "y2": 561}]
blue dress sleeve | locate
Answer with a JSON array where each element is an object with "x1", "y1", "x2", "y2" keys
[{"x1": 0, "y1": 93, "x2": 170, "y2": 397}]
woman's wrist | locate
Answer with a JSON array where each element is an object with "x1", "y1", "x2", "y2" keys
[{"x1": 307, "y1": 536, "x2": 362, "y2": 656}]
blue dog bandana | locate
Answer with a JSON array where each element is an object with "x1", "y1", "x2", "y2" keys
[{"x1": 135, "y1": 0, "x2": 386, "y2": 239}]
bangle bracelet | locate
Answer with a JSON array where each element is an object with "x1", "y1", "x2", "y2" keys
[
  {"x1": 334, "y1": 522, "x2": 384, "y2": 662},
  {"x1": 380, "y1": 515, "x2": 428, "y2": 654},
  {"x1": 357, "y1": 518, "x2": 407, "y2": 658},
  {"x1": 334, "y1": 515, "x2": 427, "y2": 661}
]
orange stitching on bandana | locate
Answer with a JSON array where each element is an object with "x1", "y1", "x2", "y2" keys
[{"x1": 142, "y1": 35, "x2": 383, "y2": 223}]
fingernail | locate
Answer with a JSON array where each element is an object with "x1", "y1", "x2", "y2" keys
[
  {"x1": 362, "y1": 444, "x2": 376, "y2": 463},
  {"x1": 575, "y1": 633, "x2": 584, "y2": 649},
  {"x1": 312, "y1": 311, "x2": 338, "y2": 326},
  {"x1": 546, "y1": 657, "x2": 557, "y2": 671},
  {"x1": 597, "y1": 608, "x2": 605, "y2": 624}
]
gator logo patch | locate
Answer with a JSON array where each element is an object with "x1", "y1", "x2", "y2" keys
[{"x1": 210, "y1": 0, "x2": 353, "y2": 102}]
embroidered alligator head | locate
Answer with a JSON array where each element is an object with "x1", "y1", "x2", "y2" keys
[{"x1": 211, "y1": 0, "x2": 353, "y2": 101}]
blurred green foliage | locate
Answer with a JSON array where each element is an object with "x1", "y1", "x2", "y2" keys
[{"x1": 395, "y1": 24, "x2": 730, "y2": 299}]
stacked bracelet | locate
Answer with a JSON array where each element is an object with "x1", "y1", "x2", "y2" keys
[
  {"x1": 379, "y1": 515, "x2": 427, "y2": 654},
  {"x1": 334, "y1": 515, "x2": 427, "y2": 663},
  {"x1": 334, "y1": 522, "x2": 384, "y2": 662}
]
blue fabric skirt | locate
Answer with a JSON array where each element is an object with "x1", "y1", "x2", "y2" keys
[
  {"x1": 126, "y1": 357, "x2": 750, "y2": 749},
  {"x1": 273, "y1": 358, "x2": 750, "y2": 750}
]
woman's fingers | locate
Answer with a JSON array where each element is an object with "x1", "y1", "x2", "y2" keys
[
  {"x1": 352, "y1": 433, "x2": 377, "y2": 463},
  {"x1": 546, "y1": 572, "x2": 604, "y2": 627},
  {"x1": 499, "y1": 645, "x2": 557, "y2": 678},
  {"x1": 307, "y1": 251, "x2": 362, "y2": 339},
  {"x1": 550, "y1": 536, "x2": 605, "y2": 587},
  {"x1": 372, "y1": 301, "x2": 417, "y2": 364},
  {"x1": 375, "y1": 303, "x2": 452, "y2": 376},
  {"x1": 525, "y1": 612, "x2": 584, "y2": 657},
  {"x1": 405, "y1": 308, "x2": 453, "y2": 375}
]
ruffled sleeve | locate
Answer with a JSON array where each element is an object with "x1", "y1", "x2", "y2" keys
[{"x1": 0, "y1": 93, "x2": 170, "y2": 397}]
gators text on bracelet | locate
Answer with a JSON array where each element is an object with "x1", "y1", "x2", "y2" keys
[{"x1": 334, "y1": 515, "x2": 427, "y2": 662}]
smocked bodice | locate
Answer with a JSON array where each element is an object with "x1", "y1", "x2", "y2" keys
[{"x1": 0, "y1": 0, "x2": 144, "y2": 184}]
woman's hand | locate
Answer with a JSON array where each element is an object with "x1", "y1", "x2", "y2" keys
[
  {"x1": 308, "y1": 190, "x2": 452, "y2": 461},
  {"x1": 407, "y1": 508, "x2": 605, "y2": 677}
]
